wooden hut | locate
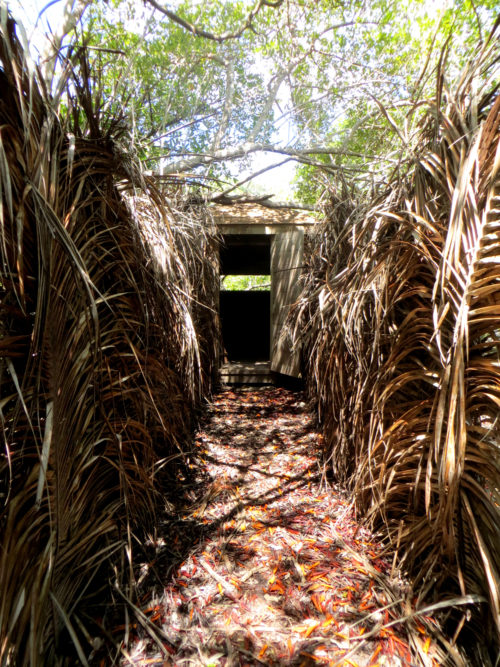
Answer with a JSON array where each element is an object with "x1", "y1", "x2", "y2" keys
[{"x1": 211, "y1": 203, "x2": 317, "y2": 383}]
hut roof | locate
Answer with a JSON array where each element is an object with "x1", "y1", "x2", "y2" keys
[{"x1": 210, "y1": 203, "x2": 317, "y2": 231}]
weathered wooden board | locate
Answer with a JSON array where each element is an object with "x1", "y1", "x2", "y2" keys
[{"x1": 270, "y1": 230, "x2": 304, "y2": 377}]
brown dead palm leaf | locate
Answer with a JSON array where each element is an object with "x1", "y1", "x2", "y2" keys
[
  {"x1": 0, "y1": 17, "x2": 218, "y2": 665},
  {"x1": 295, "y1": 21, "x2": 500, "y2": 666}
]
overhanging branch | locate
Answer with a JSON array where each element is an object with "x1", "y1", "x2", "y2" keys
[
  {"x1": 210, "y1": 157, "x2": 294, "y2": 200},
  {"x1": 144, "y1": 0, "x2": 284, "y2": 43},
  {"x1": 161, "y1": 142, "x2": 374, "y2": 175}
]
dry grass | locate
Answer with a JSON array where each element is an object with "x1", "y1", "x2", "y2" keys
[
  {"x1": 0, "y1": 18, "x2": 217, "y2": 665},
  {"x1": 295, "y1": 27, "x2": 500, "y2": 665}
]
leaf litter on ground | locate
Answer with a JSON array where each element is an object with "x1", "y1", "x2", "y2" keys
[{"x1": 112, "y1": 388, "x2": 444, "y2": 666}]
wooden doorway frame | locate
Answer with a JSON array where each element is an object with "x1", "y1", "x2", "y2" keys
[{"x1": 212, "y1": 203, "x2": 316, "y2": 378}]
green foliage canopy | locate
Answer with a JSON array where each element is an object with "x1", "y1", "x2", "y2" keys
[{"x1": 67, "y1": 0, "x2": 500, "y2": 200}]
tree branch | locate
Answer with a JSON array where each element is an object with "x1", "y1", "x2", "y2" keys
[
  {"x1": 210, "y1": 157, "x2": 294, "y2": 199},
  {"x1": 162, "y1": 142, "x2": 392, "y2": 174},
  {"x1": 144, "y1": 0, "x2": 284, "y2": 43},
  {"x1": 212, "y1": 57, "x2": 234, "y2": 153},
  {"x1": 146, "y1": 112, "x2": 219, "y2": 145},
  {"x1": 248, "y1": 70, "x2": 287, "y2": 142},
  {"x1": 40, "y1": 0, "x2": 92, "y2": 85},
  {"x1": 247, "y1": 21, "x2": 360, "y2": 143}
]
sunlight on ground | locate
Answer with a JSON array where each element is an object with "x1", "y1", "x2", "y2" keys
[{"x1": 110, "y1": 388, "x2": 440, "y2": 666}]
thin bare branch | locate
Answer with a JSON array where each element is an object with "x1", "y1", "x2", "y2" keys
[
  {"x1": 162, "y1": 142, "x2": 369, "y2": 175},
  {"x1": 40, "y1": 0, "x2": 92, "y2": 85},
  {"x1": 211, "y1": 56, "x2": 235, "y2": 154},
  {"x1": 144, "y1": 0, "x2": 284, "y2": 43},
  {"x1": 210, "y1": 157, "x2": 293, "y2": 199}
]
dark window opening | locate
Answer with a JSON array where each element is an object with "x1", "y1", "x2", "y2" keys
[
  {"x1": 220, "y1": 234, "x2": 270, "y2": 275},
  {"x1": 220, "y1": 275, "x2": 270, "y2": 291}
]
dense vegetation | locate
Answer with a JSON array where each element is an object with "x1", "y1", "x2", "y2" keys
[
  {"x1": 0, "y1": 16, "x2": 218, "y2": 663},
  {"x1": 1, "y1": 0, "x2": 499, "y2": 664},
  {"x1": 23, "y1": 0, "x2": 500, "y2": 199},
  {"x1": 294, "y1": 28, "x2": 500, "y2": 661}
]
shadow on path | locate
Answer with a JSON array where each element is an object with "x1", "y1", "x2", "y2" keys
[{"x1": 104, "y1": 388, "x2": 437, "y2": 666}]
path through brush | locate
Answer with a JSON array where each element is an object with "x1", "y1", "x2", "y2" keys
[{"x1": 120, "y1": 388, "x2": 440, "y2": 666}]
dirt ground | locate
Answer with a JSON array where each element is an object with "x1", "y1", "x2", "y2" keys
[{"x1": 114, "y1": 388, "x2": 440, "y2": 666}]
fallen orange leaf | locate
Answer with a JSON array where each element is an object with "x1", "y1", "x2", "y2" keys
[
  {"x1": 370, "y1": 644, "x2": 382, "y2": 664},
  {"x1": 305, "y1": 621, "x2": 320, "y2": 637},
  {"x1": 311, "y1": 594, "x2": 323, "y2": 612},
  {"x1": 258, "y1": 645, "x2": 268, "y2": 658},
  {"x1": 268, "y1": 580, "x2": 286, "y2": 594}
]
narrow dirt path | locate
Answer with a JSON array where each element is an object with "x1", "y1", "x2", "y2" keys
[{"x1": 122, "y1": 388, "x2": 439, "y2": 666}]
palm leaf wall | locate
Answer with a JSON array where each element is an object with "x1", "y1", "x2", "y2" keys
[
  {"x1": 0, "y1": 18, "x2": 218, "y2": 665},
  {"x1": 296, "y1": 28, "x2": 500, "y2": 663}
]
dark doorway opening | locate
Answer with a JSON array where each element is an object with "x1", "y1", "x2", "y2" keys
[
  {"x1": 220, "y1": 291, "x2": 270, "y2": 361},
  {"x1": 220, "y1": 235, "x2": 271, "y2": 363}
]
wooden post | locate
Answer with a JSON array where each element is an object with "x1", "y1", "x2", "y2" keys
[{"x1": 270, "y1": 229, "x2": 304, "y2": 377}]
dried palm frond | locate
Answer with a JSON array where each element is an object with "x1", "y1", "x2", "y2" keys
[
  {"x1": 0, "y1": 17, "x2": 217, "y2": 665},
  {"x1": 296, "y1": 23, "x2": 500, "y2": 664}
]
